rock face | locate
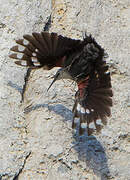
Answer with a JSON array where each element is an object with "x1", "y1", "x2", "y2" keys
[{"x1": 0, "y1": 0, "x2": 130, "y2": 179}]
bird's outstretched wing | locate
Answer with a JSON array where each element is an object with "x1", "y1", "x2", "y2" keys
[
  {"x1": 72, "y1": 53, "x2": 113, "y2": 136},
  {"x1": 9, "y1": 31, "x2": 113, "y2": 136},
  {"x1": 9, "y1": 32, "x2": 81, "y2": 69}
]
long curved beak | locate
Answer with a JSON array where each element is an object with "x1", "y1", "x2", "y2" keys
[
  {"x1": 47, "y1": 70, "x2": 61, "y2": 91},
  {"x1": 47, "y1": 77, "x2": 57, "y2": 92},
  {"x1": 47, "y1": 68, "x2": 64, "y2": 91}
]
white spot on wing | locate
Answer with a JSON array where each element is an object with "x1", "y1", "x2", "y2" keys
[
  {"x1": 81, "y1": 123, "x2": 87, "y2": 128},
  {"x1": 31, "y1": 57, "x2": 38, "y2": 63},
  {"x1": 105, "y1": 71, "x2": 110, "y2": 74},
  {"x1": 17, "y1": 53, "x2": 23, "y2": 59},
  {"x1": 89, "y1": 122, "x2": 95, "y2": 129},
  {"x1": 96, "y1": 119, "x2": 102, "y2": 125},
  {"x1": 18, "y1": 45, "x2": 25, "y2": 51},
  {"x1": 32, "y1": 52, "x2": 36, "y2": 56},
  {"x1": 35, "y1": 49, "x2": 38, "y2": 52},
  {"x1": 33, "y1": 62, "x2": 41, "y2": 66},
  {"x1": 86, "y1": 109, "x2": 90, "y2": 114},
  {"x1": 81, "y1": 107, "x2": 86, "y2": 114},
  {"x1": 91, "y1": 109, "x2": 94, "y2": 112},
  {"x1": 23, "y1": 39, "x2": 29, "y2": 45},
  {"x1": 77, "y1": 103, "x2": 81, "y2": 112},
  {"x1": 21, "y1": 61, "x2": 27, "y2": 66}
]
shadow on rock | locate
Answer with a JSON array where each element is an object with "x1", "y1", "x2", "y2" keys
[
  {"x1": 7, "y1": 80, "x2": 23, "y2": 94},
  {"x1": 24, "y1": 103, "x2": 111, "y2": 179},
  {"x1": 24, "y1": 103, "x2": 73, "y2": 121},
  {"x1": 72, "y1": 134, "x2": 111, "y2": 180}
]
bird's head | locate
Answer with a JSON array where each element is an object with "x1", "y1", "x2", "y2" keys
[{"x1": 47, "y1": 68, "x2": 72, "y2": 91}]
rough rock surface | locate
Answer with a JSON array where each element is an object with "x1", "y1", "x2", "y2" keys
[{"x1": 0, "y1": 0, "x2": 130, "y2": 179}]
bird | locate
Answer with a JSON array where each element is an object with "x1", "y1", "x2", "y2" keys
[{"x1": 9, "y1": 31, "x2": 113, "y2": 136}]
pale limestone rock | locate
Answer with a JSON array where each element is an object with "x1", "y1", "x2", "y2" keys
[{"x1": 0, "y1": 0, "x2": 130, "y2": 179}]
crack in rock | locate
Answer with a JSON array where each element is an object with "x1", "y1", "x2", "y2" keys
[
  {"x1": 21, "y1": 13, "x2": 52, "y2": 103},
  {"x1": 13, "y1": 152, "x2": 31, "y2": 180}
]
